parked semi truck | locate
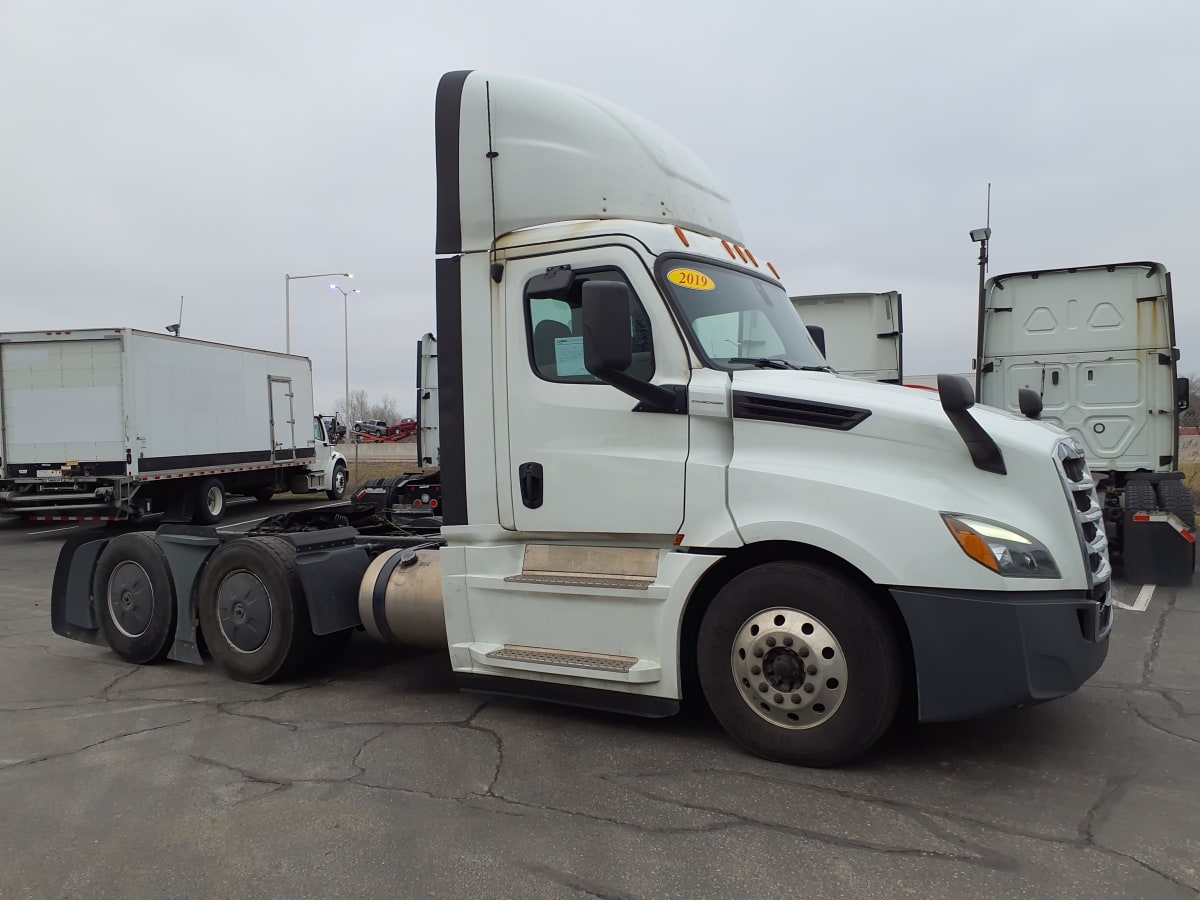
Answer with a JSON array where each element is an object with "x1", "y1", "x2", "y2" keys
[
  {"x1": 0, "y1": 329, "x2": 348, "y2": 523},
  {"x1": 51, "y1": 71, "x2": 1112, "y2": 767},
  {"x1": 790, "y1": 292, "x2": 903, "y2": 383},
  {"x1": 978, "y1": 262, "x2": 1194, "y2": 582}
]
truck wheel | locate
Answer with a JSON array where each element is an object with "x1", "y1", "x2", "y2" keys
[
  {"x1": 253, "y1": 486, "x2": 275, "y2": 503},
  {"x1": 1156, "y1": 480, "x2": 1195, "y2": 528},
  {"x1": 196, "y1": 537, "x2": 314, "y2": 683},
  {"x1": 326, "y1": 463, "x2": 348, "y2": 501},
  {"x1": 696, "y1": 561, "x2": 901, "y2": 767},
  {"x1": 93, "y1": 533, "x2": 177, "y2": 665},
  {"x1": 1125, "y1": 479, "x2": 1157, "y2": 515},
  {"x1": 193, "y1": 477, "x2": 226, "y2": 525}
]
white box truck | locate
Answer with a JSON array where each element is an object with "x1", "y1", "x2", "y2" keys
[
  {"x1": 790, "y1": 291, "x2": 903, "y2": 383},
  {"x1": 51, "y1": 71, "x2": 1111, "y2": 767},
  {"x1": 0, "y1": 329, "x2": 347, "y2": 523}
]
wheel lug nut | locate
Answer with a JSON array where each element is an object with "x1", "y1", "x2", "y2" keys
[
  {"x1": 807, "y1": 665, "x2": 818, "y2": 676},
  {"x1": 754, "y1": 648, "x2": 764, "y2": 658},
  {"x1": 791, "y1": 694, "x2": 802, "y2": 704},
  {"x1": 783, "y1": 637, "x2": 793, "y2": 647},
  {"x1": 750, "y1": 665, "x2": 761, "y2": 675},
  {"x1": 774, "y1": 694, "x2": 783, "y2": 704},
  {"x1": 798, "y1": 648, "x2": 809, "y2": 658},
  {"x1": 803, "y1": 683, "x2": 815, "y2": 693},
  {"x1": 765, "y1": 636, "x2": 776, "y2": 647},
  {"x1": 758, "y1": 683, "x2": 769, "y2": 693}
]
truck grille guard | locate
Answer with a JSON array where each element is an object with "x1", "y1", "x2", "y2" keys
[{"x1": 1055, "y1": 439, "x2": 1113, "y2": 638}]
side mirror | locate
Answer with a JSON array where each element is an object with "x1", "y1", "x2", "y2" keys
[
  {"x1": 1176, "y1": 376, "x2": 1191, "y2": 411},
  {"x1": 806, "y1": 324, "x2": 826, "y2": 358},
  {"x1": 582, "y1": 281, "x2": 633, "y2": 375},
  {"x1": 1018, "y1": 388, "x2": 1043, "y2": 420},
  {"x1": 937, "y1": 374, "x2": 975, "y2": 412}
]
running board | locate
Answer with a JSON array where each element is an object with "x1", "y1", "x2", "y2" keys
[{"x1": 461, "y1": 642, "x2": 662, "y2": 683}]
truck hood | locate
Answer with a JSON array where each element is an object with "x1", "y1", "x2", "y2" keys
[{"x1": 730, "y1": 369, "x2": 1069, "y2": 461}]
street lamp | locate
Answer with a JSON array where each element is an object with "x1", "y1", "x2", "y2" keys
[
  {"x1": 970, "y1": 226, "x2": 991, "y2": 398},
  {"x1": 285, "y1": 272, "x2": 352, "y2": 354},
  {"x1": 330, "y1": 284, "x2": 361, "y2": 434}
]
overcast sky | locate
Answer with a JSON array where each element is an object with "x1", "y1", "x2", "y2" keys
[{"x1": 3, "y1": 1, "x2": 1198, "y2": 414}]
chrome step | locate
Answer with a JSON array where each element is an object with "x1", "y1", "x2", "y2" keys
[
  {"x1": 485, "y1": 644, "x2": 637, "y2": 673},
  {"x1": 504, "y1": 573, "x2": 651, "y2": 590}
]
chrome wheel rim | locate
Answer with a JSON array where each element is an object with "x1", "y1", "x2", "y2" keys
[{"x1": 730, "y1": 607, "x2": 848, "y2": 729}]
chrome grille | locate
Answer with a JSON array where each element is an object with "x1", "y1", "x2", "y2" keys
[{"x1": 1055, "y1": 439, "x2": 1112, "y2": 637}]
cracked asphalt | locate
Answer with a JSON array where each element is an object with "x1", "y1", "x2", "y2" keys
[{"x1": 2, "y1": 509, "x2": 1198, "y2": 899}]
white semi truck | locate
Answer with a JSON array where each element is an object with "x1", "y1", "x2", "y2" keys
[
  {"x1": 51, "y1": 71, "x2": 1111, "y2": 767},
  {"x1": 978, "y1": 262, "x2": 1194, "y2": 582},
  {"x1": 0, "y1": 329, "x2": 348, "y2": 523}
]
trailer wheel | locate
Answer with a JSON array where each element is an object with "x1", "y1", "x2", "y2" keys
[
  {"x1": 1156, "y1": 480, "x2": 1195, "y2": 528},
  {"x1": 696, "y1": 561, "x2": 901, "y2": 767},
  {"x1": 193, "y1": 477, "x2": 226, "y2": 525},
  {"x1": 253, "y1": 486, "x2": 275, "y2": 503},
  {"x1": 326, "y1": 462, "x2": 348, "y2": 501},
  {"x1": 196, "y1": 537, "x2": 314, "y2": 683},
  {"x1": 93, "y1": 533, "x2": 177, "y2": 665}
]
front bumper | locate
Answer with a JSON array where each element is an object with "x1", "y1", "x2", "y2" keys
[{"x1": 892, "y1": 585, "x2": 1110, "y2": 722}]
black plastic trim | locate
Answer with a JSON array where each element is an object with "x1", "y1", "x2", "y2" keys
[
  {"x1": 892, "y1": 585, "x2": 1109, "y2": 722},
  {"x1": 435, "y1": 70, "x2": 472, "y2": 255},
  {"x1": 6, "y1": 460, "x2": 125, "y2": 478},
  {"x1": 435, "y1": 255, "x2": 467, "y2": 526},
  {"x1": 50, "y1": 535, "x2": 109, "y2": 645},
  {"x1": 139, "y1": 447, "x2": 314, "y2": 473},
  {"x1": 732, "y1": 391, "x2": 870, "y2": 431},
  {"x1": 456, "y1": 673, "x2": 679, "y2": 718}
]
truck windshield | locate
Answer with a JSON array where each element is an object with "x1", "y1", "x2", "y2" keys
[{"x1": 658, "y1": 259, "x2": 828, "y2": 372}]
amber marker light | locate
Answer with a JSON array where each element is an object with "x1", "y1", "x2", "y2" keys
[
  {"x1": 721, "y1": 240, "x2": 737, "y2": 259},
  {"x1": 744, "y1": 247, "x2": 759, "y2": 267},
  {"x1": 767, "y1": 262, "x2": 781, "y2": 279},
  {"x1": 942, "y1": 516, "x2": 1001, "y2": 573},
  {"x1": 674, "y1": 226, "x2": 690, "y2": 247},
  {"x1": 733, "y1": 245, "x2": 749, "y2": 263}
]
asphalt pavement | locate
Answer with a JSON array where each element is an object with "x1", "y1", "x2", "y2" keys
[{"x1": 1, "y1": 507, "x2": 1198, "y2": 899}]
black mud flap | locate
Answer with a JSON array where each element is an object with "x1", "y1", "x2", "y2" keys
[
  {"x1": 50, "y1": 535, "x2": 110, "y2": 646},
  {"x1": 280, "y1": 527, "x2": 371, "y2": 635}
]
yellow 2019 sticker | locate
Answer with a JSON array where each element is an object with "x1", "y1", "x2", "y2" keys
[{"x1": 667, "y1": 268, "x2": 715, "y2": 291}]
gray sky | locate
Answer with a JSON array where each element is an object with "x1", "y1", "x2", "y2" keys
[{"x1": 3, "y1": 1, "x2": 1198, "y2": 414}]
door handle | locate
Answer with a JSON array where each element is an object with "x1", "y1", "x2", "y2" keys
[{"x1": 518, "y1": 462, "x2": 543, "y2": 509}]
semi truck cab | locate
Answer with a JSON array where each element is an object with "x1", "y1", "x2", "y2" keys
[{"x1": 50, "y1": 70, "x2": 1111, "y2": 767}]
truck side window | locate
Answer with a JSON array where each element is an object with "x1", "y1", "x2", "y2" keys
[{"x1": 524, "y1": 270, "x2": 655, "y2": 383}]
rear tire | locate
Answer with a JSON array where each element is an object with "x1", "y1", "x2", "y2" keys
[
  {"x1": 193, "y1": 477, "x2": 226, "y2": 525},
  {"x1": 93, "y1": 533, "x2": 177, "y2": 665},
  {"x1": 326, "y1": 462, "x2": 348, "y2": 501},
  {"x1": 253, "y1": 486, "x2": 275, "y2": 503},
  {"x1": 697, "y1": 561, "x2": 901, "y2": 767},
  {"x1": 1156, "y1": 479, "x2": 1195, "y2": 528},
  {"x1": 1125, "y1": 479, "x2": 1157, "y2": 515},
  {"x1": 197, "y1": 536, "x2": 314, "y2": 683}
]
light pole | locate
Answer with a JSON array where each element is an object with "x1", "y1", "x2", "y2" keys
[
  {"x1": 330, "y1": 284, "x2": 360, "y2": 436},
  {"x1": 285, "y1": 272, "x2": 351, "y2": 353}
]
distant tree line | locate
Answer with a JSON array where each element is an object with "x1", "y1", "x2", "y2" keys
[{"x1": 332, "y1": 391, "x2": 406, "y2": 426}]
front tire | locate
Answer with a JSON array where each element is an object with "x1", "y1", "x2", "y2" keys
[
  {"x1": 197, "y1": 536, "x2": 314, "y2": 683},
  {"x1": 697, "y1": 561, "x2": 901, "y2": 767},
  {"x1": 93, "y1": 533, "x2": 177, "y2": 665},
  {"x1": 326, "y1": 462, "x2": 348, "y2": 501}
]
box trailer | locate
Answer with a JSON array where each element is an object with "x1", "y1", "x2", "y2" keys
[
  {"x1": 790, "y1": 292, "x2": 903, "y2": 383},
  {"x1": 0, "y1": 328, "x2": 347, "y2": 522}
]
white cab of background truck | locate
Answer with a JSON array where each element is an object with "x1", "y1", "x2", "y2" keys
[
  {"x1": 979, "y1": 262, "x2": 1193, "y2": 581},
  {"x1": 0, "y1": 329, "x2": 347, "y2": 523},
  {"x1": 51, "y1": 71, "x2": 1112, "y2": 767}
]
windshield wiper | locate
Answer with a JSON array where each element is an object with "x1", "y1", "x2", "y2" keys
[
  {"x1": 728, "y1": 357, "x2": 798, "y2": 370},
  {"x1": 796, "y1": 365, "x2": 835, "y2": 373}
]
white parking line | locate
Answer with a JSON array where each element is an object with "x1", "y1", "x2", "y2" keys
[
  {"x1": 26, "y1": 524, "x2": 80, "y2": 535},
  {"x1": 1115, "y1": 584, "x2": 1155, "y2": 612}
]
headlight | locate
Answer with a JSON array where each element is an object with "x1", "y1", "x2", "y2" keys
[{"x1": 941, "y1": 513, "x2": 1061, "y2": 579}]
